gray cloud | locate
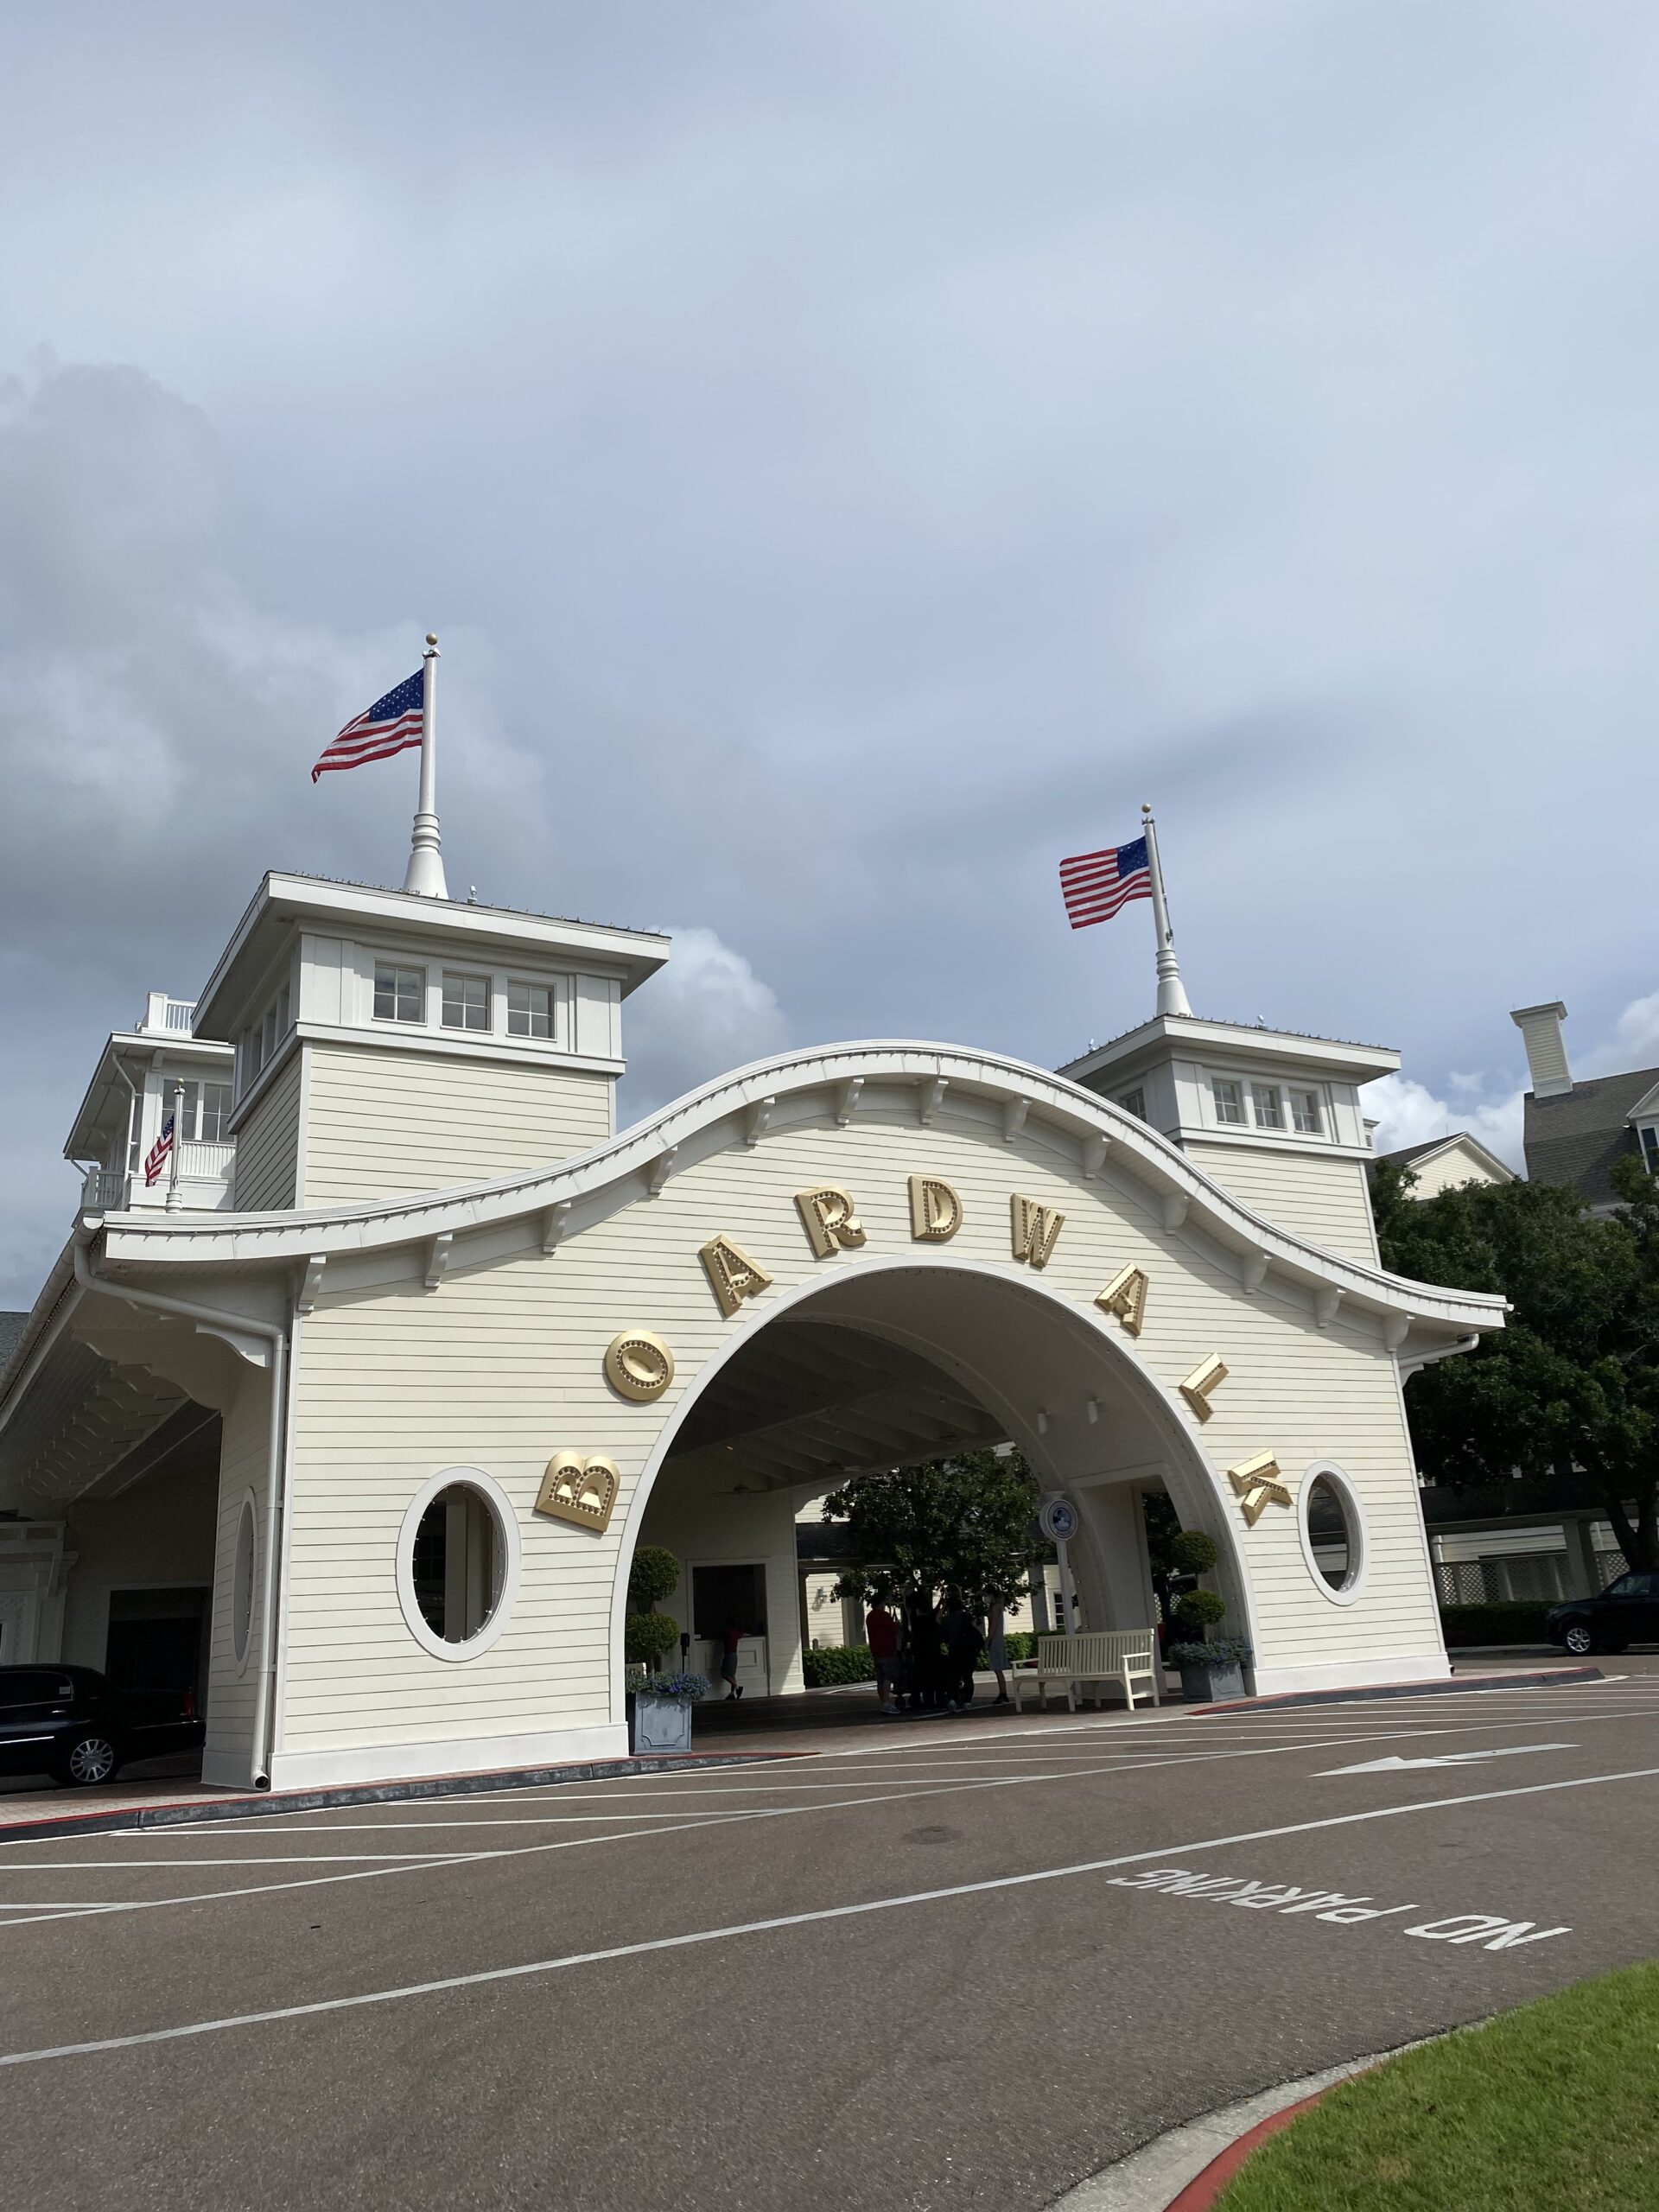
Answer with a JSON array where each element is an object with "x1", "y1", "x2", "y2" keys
[{"x1": 3, "y1": 4, "x2": 1657, "y2": 1303}]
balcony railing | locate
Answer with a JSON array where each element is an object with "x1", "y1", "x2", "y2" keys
[
  {"x1": 80, "y1": 1141, "x2": 237, "y2": 1216},
  {"x1": 134, "y1": 993, "x2": 198, "y2": 1036}
]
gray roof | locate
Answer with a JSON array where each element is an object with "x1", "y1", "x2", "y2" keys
[
  {"x1": 0, "y1": 1313, "x2": 29, "y2": 1380},
  {"x1": 1378, "y1": 1137, "x2": 1459, "y2": 1168},
  {"x1": 1522, "y1": 1065, "x2": 1659, "y2": 1207}
]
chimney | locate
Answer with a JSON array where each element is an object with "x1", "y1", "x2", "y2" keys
[{"x1": 1510, "y1": 1001, "x2": 1573, "y2": 1098}]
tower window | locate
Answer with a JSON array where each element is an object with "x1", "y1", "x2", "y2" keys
[
  {"x1": 373, "y1": 965, "x2": 424, "y2": 1024},
  {"x1": 1290, "y1": 1088, "x2": 1322, "y2": 1135},
  {"x1": 442, "y1": 972, "x2": 490, "y2": 1033},
  {"x1": 1212, "y1": 1077, "x2": 1244, "y2": 1126},
  {"x1": 507, "y1": 981, "x2": 554, "y2": 1039},
  {"x1": 1119, "y1": 1088, "x2": 1147, "y2": 1122},
  {"x1": 1251, "y1": 1084, "x2": 1284, "y2": 1129}
]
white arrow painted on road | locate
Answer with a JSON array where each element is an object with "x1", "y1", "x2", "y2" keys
[{"x1": 1320, "y1": 1744, "x2": 1578, "y2": 1777}]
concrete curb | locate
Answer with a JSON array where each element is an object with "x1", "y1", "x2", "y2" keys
[
  {"x1": 1161, "y1": 2087, "x2": 1330, "y2": 2209},
  {"x1": 0, "y1": 1748, "x2": 804, "y2": 1844},
  {"x1": 1046, "y1": 2042, "x2": 1427, "y2": 2211}
]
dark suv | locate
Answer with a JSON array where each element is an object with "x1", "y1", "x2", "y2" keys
[
  {"x1": 1546, "y1": 1571, "x2": 1659, "y2": 1657},
  {"x1": 0, "y1": 1665, "x2": 204, "y2": 1789}
]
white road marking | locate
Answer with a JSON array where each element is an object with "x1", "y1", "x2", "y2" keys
[
  {"x1": 5, "y1": 1707, "x2": 1652, "y2": 1890},
  {"x1": 4, "y1": 1760, "x2": 1653, "y2": 2069},
  {"x1": 0, "y1": 1711, "x2": 1643, "y2": 1925},
  {"x1": 1321, "y1": 1745, "x2": 1578, "y2": 1776}
]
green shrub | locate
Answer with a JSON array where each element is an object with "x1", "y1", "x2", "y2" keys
[
  {"x1": 803, "y1": 1644, "x2": 877, "y2": 1686},
  {"x1": 625, "y1": 1611, "x2": 681, "y2": 1666},
  {"x1": 1439, "y1": 1601, "x2": 1554, "y2": 1648},
  {"x1": 1170, "y1": 1529, "x2": 1220, "y2": 1576},
  {"x1": 1174, "y1": 1588, "x2": 1228, "y2": 1632}
]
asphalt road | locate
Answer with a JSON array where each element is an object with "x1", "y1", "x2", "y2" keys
[{"x1": 3, "y1": 1672, "x2": 1659, "y2": 2211}]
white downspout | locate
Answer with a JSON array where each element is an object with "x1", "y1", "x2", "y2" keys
[{"x1": 73, "y1": 1231, "x2": 290, "y2": 1789}]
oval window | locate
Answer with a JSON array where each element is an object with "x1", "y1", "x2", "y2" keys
[
  {"x1": 397, "y1": 1470, "x2": 520, "y2": 1662},
  {"x1": 232, "y1": 1497, "x2": 257, "y2": 1666},
  {"x1": 1298, "y1": 1465, "x2": 1366, "y2": 1605}
]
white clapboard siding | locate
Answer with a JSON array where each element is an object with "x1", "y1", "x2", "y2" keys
[
  {"x1": 1182, "y1": 1141, "x2": 1381, "y2": 1267},
  {"x1": 277, "y1": 1107, "x2": 1441, "y2": 1763},
  {"x1": 232, "y1": 1052, "x2": 302, "y2": 1211},
  {"x1": 302, "y1": 1043, "x2": 613, "y2": 1205}
]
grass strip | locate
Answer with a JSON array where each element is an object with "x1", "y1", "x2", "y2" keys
[{"x1": 1217, "y1": 1961, "x2": 1659, "y2": 2210}]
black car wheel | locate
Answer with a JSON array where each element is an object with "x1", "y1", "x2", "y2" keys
[
  {"x1": 1560, "y1": 1621, "x2": 1597, "y2": 1657},
  {"x1": 55, "y1": 1732, "x2": 120, "y2": 1788}
]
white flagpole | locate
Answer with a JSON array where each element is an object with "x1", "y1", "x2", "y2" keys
[
  {"x1": 403, "y1": 632, "x2": 448, "y2": 899},
  {"x1": 165, "y1": 1080, "x2": 185, "y2": 1215},
  {"x1": 1141, "y1": 803, "x2": 1192, "y2": 1019}
]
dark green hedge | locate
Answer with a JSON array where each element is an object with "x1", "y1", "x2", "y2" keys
[
  {"x1": 803, "y1": 1644, "x2": 876, "y2": 1686},
  {"x1": 802, "y1": 1629, "x2": 1044, "y2": 1687},
  {"x1": 1439, "y1": 1602, "x2": 1555, "y2": 1647}
]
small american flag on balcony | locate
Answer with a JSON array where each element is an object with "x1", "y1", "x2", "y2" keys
[
  {"x1": 143, "y1": 1114, "x2": 175, "y2": 1188},
  {"x1": 311, "y1": 670, "x2": 424, "y2": 783}
]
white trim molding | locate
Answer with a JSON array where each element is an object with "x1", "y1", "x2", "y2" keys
[
  {"x1": 91, "y1": 1040, "x2": 1508, "y2": 1360},
  {"x1": 394, "y1": 1465, "x2": 522, "y2": 1663},
  {"x1": 1296, "y1": 1460, "x2": 1369, "y2": 1607},
  {"x1": 265, "y1": 1721, "x2": 626, "y2": 1794}
]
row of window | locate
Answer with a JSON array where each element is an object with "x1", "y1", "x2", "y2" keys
[
  {"x1": 1115, "y1": 1077, "x2": 1325, "y2": 1135},
  {"x1": 372, "y1": 964, "x2": 557, "y2": 1040},
  {"x1": 1213, "y1": 1077, "x2": 1322, "y2": 1135}
]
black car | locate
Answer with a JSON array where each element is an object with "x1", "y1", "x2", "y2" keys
[
  {"x1": 0, "y1": 1665, "x2": 204, "y2": 1789},
  {"x1": 1546, "y1": 1571, "x2": 1659, "y2": 1657}
]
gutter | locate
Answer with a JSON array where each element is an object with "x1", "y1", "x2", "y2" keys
[{"x1": 72, "y1": 1230, "x2": 290, "y2": 1789}]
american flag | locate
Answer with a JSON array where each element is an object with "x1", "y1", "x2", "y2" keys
[
  {"x1": 1058, "y1": 834, "x2": 1152, "y2": 930},
  {"x1": 311, "y1": 671, "x2": 423, "y2": 783},
  {"x1": 143, "y1": 1113, "x2": 175, "y2": 1188}
]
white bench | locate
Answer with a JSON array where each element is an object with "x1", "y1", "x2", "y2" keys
[{"x1": 1010, "y1": 1630, "x2": 1161, "y2": 1712}]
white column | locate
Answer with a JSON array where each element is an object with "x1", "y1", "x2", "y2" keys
[
  {"x1": 164, "y1": 1080, "x2": 186, "y2": 1214},
  {"x1": 1141, "y1": 804, "x2": 1192, "y2": 1019},
  {"x1": 1562, "y1": 1518, "x2": 1602, "y2": 1599},
  {"x1": 404, "y1": 635, "x2": 449, "y2": 899}
]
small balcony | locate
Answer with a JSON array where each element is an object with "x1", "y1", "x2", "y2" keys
[
  {"x1": 81, "y1": 1141, "x2": 237, "y2": 1216},
  {"x1": 134, "y1": 993, "x2": 198, "y2": 1037}
]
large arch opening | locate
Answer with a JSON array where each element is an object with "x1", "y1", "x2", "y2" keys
[{"x1": 614, "y1": 1259, "x2": 1253, "y2": 1709}]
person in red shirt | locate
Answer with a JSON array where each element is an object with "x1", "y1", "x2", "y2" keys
[
  {"x1": 720, "y1": 1620, "x2": 745, "y2": 1700},
  {"x1": 865, "y1": 1599, "x2": 901, "y2": 1716}
]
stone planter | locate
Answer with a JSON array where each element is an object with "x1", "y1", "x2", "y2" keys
[
  {"x1": 628, "y1": 1690, "x2": 694, "y2": 1753},
  {"x1": 1177, "y1": 1658, "x2": 1246, "y2": 1705}
]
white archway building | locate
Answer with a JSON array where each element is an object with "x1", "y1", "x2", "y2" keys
[{"x1": 0, "y1": 874, "x2": 1503, "y2": 1790}]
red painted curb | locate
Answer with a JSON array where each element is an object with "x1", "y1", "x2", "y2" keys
[{"x1": 1162, "y1": 2087, "x2": 1331, "y2": 2210}]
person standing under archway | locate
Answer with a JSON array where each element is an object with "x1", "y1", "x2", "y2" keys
[{"x1": 866, "y1": 1595, "x2": 900, "y2": 1715}]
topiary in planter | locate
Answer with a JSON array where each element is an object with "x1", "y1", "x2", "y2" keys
[
  {"x1": 627, "y1": 1545, "x2": 682, "y2": 1614},
  {"x1": 1173, "y1": 1588, "x2": 1227, "y2": 1635},
  {"x1": 625, "y1": 1611, "x2": 682, "y2": 1667},
  {"x1": 1169, "y1": 1529, "x2": 1220, "y2": 1577}
]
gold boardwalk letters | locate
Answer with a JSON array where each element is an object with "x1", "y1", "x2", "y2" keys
[
  {"x1": 1010, "y1": 1193, "x2": 1064, "y2": 1269},
  {"x1": 795, "y1": 1186, "x2": 868, "y2": 1259},
  {"x1": 908, "y1": 1176, "x2": 963, "y2": 1242},
  {"x1": 535, "y1": 1451, "x2": 620, "y2": 1534},
  {"x1": 699, "y1": 1235, "x2": 775, "y2": 1318}
]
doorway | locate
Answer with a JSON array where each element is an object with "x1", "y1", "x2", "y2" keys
[
  {"x1": 692, "y1": 1562, "x2": 769, "y2": 1697},
  {"x1": 105, "y1": 1586, "x2": 211, "y2": 1713}
]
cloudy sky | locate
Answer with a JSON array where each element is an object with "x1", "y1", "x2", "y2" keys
[{"x1": 3, "y1": 3, "x2": 1656, "y2": 1306}]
